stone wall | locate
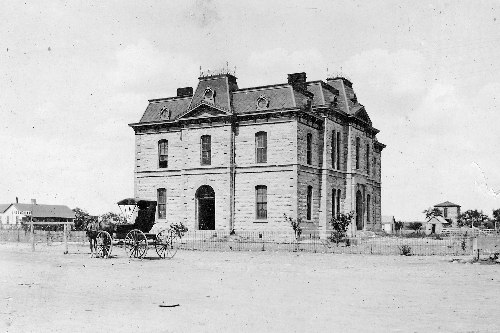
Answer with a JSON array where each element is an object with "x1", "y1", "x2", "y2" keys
[{"x1": 134, "y1": 114, "x2": 383, "y2": 235}]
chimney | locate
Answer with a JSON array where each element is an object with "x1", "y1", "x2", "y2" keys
[
  {"x1": 176, "y1": 87, "x2": 193, "y2": 97},
  {"x1": 31, "y1": 199, "x2": 36, "y2": 205},
  {"x1": 287, "y1": 72, "x2": 307, "y2": 90},
  {"x1": 16, "y1": 197, "x2": 18, "y2": 203}
]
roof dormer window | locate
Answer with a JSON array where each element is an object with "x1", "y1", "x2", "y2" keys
[
  {"x1": 203, "y1": 87, "x2": 215, "y2": 104},
  {"x1": 159, "y1": 106, "x2": 171, "y2": 120},
  {"x1": 256, "y1": 95, "x2": 270, "y2": 110}
]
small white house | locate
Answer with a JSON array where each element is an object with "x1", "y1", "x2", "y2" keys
[
  {"x1": 425, "y1": 216, "x2": 450, "y2": 235},
  {"x1": 382, "y1": 215, "x2": 396, "y2": 234}
]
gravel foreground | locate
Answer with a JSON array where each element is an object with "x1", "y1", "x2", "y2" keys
[{"x1": 0, "y1": 243, "x2": 499, "y2": 333}]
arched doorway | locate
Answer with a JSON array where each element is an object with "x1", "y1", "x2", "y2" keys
[
  {"x1": 196, "y1": 185, "x2": 215, "y2": 230},
  {"x1": 356, "y1": 190, "x2": 363, "y2": 230}
]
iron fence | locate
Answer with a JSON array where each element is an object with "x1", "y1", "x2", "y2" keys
[{"x1": 0, "y1": 229, "x2": 492, "y2": 256}]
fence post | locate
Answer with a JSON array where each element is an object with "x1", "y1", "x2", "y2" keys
[
  {"x1": 472, "y1": 237, "x2": 478, "y2": 260},
  {"x1": 63, "y1": 224, "x2": 68, "y2": 254},
  {"x1": 31, "y1": 223, "x2": 35, "y2": 251}
]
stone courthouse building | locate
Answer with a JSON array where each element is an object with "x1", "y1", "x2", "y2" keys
[{"x1": 130, "y1": 71, "x2": 385, "y2": 237}]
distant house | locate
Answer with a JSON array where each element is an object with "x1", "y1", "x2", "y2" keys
[
  {"x1": 0, "y1": 199, "x2": 75, "y2": 229},
  {"x1": 434, "y1": 201, "x2": 461, "y2": 227},
  {"x1": 0, "y1": 204, "x2": 11, "y2": 226},
  {"x1": 381, "y1": 215, "x2": 396, "y2": 234},
  {"x1": 425, "y1": 216, "x2": 450, "y2": 235}
]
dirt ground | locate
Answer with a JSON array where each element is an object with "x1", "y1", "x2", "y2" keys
[{"x1": 1, "y1": 243, "x2": 499, "y2": 333}]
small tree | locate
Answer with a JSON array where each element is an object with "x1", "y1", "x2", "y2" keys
[
  {"x1": 73, "y1": 207, "x2": 94, "y2": 231},
  {"x1": 423, "y1": 207, "x2": 442, "y2": 220},
  {"x1": 284, "y1": 214, "x2": 302, "y2": 240},
  {"x1": 492, "y1": 208, "x2": 500, "y2": 230},
  {"x1": 394, "y1": 220, "x2": 404, "y2": 234},
  {"x1": 99, "y1": 212, "x2": 126, "y2": 226},
  {"x1": 329, "y1": 212, "x2": 354, "y2": 245},
  {"x1": 457, "y1": 210, "x2": 489, "y2": 228},
  {"x1": 408, "y1": 222, "x2": 422, "y2": 233}
]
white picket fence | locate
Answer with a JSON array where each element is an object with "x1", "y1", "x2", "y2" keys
[{"x1": 441, "y1": 227, "x2": 498, "y2": 237}]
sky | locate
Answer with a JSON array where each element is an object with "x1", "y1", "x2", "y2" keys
[{"x1": 1, "y1": 0, "x2": 499, "y2": 220}]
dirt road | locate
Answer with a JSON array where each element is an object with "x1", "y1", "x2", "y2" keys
[{"x1": 1, "y1": 243, "x2": 499, "y2": 332}]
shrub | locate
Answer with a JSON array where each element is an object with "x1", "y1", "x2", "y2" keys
[
  {"x1": 169, "y1": 222, "x2": 188, "y2": 238},
  {"x1": 461, "y1": 237, "x2": 467, "y2": 251},
  {"x1": 399, "y1": 244, "x2": 412, "y2": 256},
  {"x1": 328, "y1": 212, "x2": 354, "y2": 245},
  {"x1": 408, "y1": 222, "x2": 422, "y2": 233}
]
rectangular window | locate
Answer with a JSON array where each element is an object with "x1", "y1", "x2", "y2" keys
[
  {"x1": 158, "y1": 140, "x2": 168, "y2": 168},
  {"x1": 332, "y1": 189, "x2": 336, "y2": 217},
  {"x1": 256, "y1": 132, "x2": 267, "y2": 163},
  {"x1": 201, "y1": 135, "x2": 211, "y2": 165},
  {"x1": 307, "y1": 186, "x2": 313, "y2": 220},
  {"x1": 157, "y1": 188, "x2": 166, "y2": 219},
  {"x1": 331, "y1": 131, "x2": 336, "y2": 169},
  {"x1": 306, "y1": 133, "x2": 312, "y2": 165},
  {"x1": 355, "y1": 137, "x2": 360, "y2": 169},
  {"x1": 366, "y1": 194, "x2": 371, "y2": 223},
  {"x1": 444, "y1": 207, "x2": 448, "y2": 218},
  {"x1": 336, "y1": 189, "x2": 341, "y2": 216},
  {"x1": 336, "y1": 131, "x2": 341, "y2": 170},
  {"x1": 366, "y1": 144, "x2": 370, "y2": 172},
  {"x1": 256, "y1": 185, "x2": 267, "y2": 219}
]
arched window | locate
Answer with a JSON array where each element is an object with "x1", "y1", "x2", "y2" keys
[
  {"x1": 158, "y1": 140, "x2": 168, "y2": 168},
  {"x1": 255, "y1": 132, "x2": 267, "y2": 163},
  {"x1": 307, "y1": 186, "x2": 313, "y2": 220},
  {"x1": 331, "y1": 131, "x2": 336, "y2": 169},
  {"x1": 255, "y1": 185, "x2": 267, "y2": 219},
  {"x1": 157, "y1": 188, "x2": 166, "y2": 219},
  {"x1": 306, "y1": 133, "x2": 312, "y2": 165},
  {"x1": 201, "y1": 135, "x2": 211, "y2": 165},
  {"x1": 366, "y1": 194, "x2": 371, "y2": 223},
  {"x1": 355, "y1": 137, "x2": 360, "y2": 169}
]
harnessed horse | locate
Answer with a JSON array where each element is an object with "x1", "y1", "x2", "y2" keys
[{"x1": 85, "y1": 219, "x2": 99, "y2": 257}]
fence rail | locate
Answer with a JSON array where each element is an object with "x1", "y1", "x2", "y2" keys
[{"x1": 1, "y1": 229, "x2": 495, "y2": 256}]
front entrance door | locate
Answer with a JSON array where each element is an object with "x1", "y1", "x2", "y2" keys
[
  {"x1": 196, "y1": 185, "x2": 215, "y2": 230},
  {"x1": 356, "y1": 190, "x2": 363, "y2": 230}
]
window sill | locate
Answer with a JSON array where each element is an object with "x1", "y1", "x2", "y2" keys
[{"x1": 253, "y1": 220, "x2": 268, "y2": 223}]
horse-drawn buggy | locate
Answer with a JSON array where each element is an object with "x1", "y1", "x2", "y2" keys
[{"x1": 89, "y1": 198, "x2": 180, "y2": 259}]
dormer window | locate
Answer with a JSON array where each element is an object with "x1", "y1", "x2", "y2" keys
[
  {"x1": 159, "y1": 106, "x2": 171, "y2": 120},
  {"x1": 203, "y1": 87, "x2": 215, "y2": 104},
  {"x1": 256, "y1": 95, "x2": 270, "y2": 110}
]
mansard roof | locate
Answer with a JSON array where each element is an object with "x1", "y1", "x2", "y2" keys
[
  {"x1": 140, "y1": 96, "x2": 191, "y2": 123},
  {"x1": 135, "y1": 73, "x2": 376, "y2": 129}
]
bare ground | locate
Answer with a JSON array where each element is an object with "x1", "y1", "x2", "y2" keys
[{"x1": 0, "y1": 243, "x2": 499, "y2": 333}]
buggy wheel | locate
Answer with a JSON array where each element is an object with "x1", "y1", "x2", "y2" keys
[
  {"x1": 125, "y1": 229, "x2": 148, "y2": 259},
  {"x1": 155, "y1": 230, "x2": 178, "y2": 259},
  {"x1": 96, "y1": 231, "x2": 113, "y2": 258}
]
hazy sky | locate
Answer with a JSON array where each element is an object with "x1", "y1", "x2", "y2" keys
[{"x1": 1, "y1": 1, "x2": 499, "y2": 219}]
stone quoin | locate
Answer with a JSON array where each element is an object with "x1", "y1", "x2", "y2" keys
[{"x1": 129, "y1": 71, "x2": 385, "y2": 238}]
